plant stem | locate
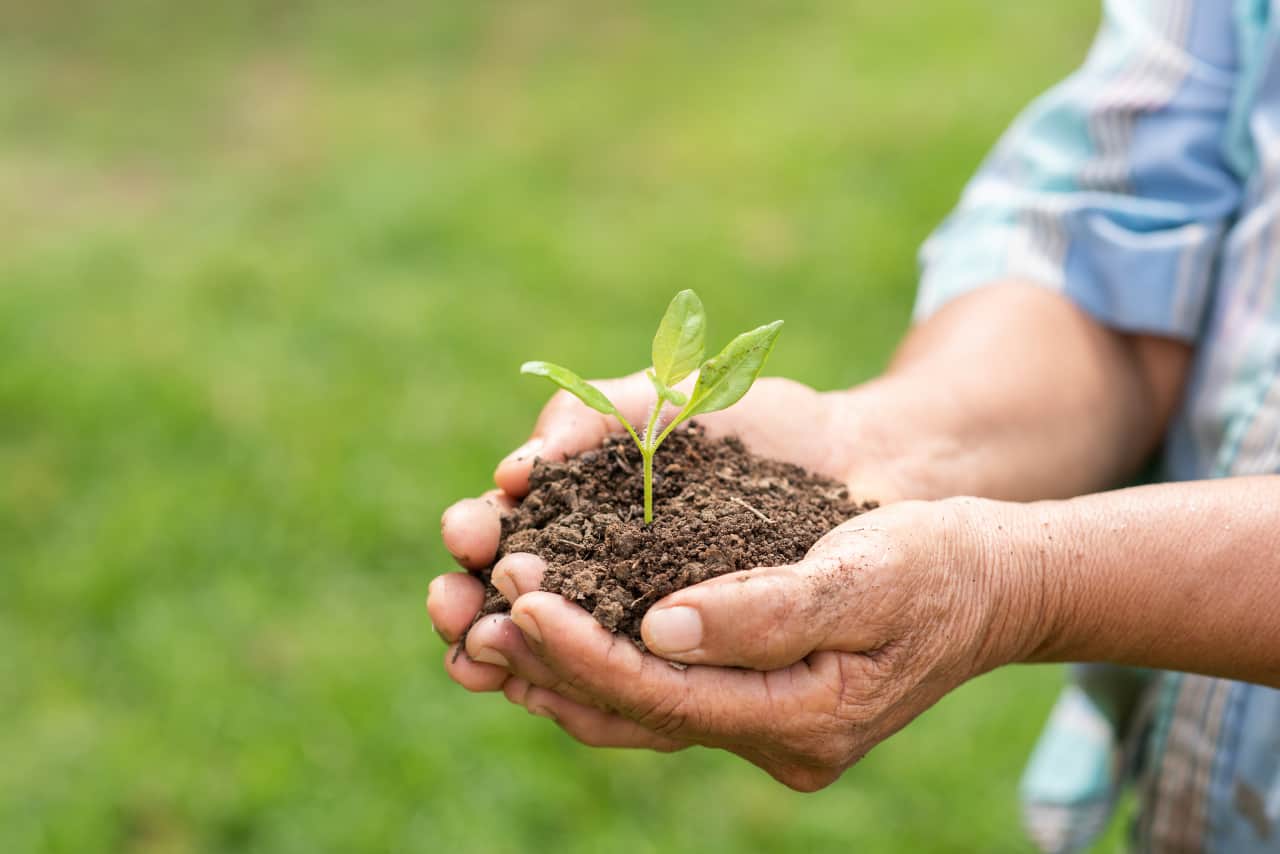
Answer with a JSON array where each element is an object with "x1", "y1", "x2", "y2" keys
[
  {"x1": 642, "y1": 450, "x2": 654, "y2": 524},
  {"x1": 618, "y1": 418, "x2": 642, "y2": 449},
  {"x1": 643, "y1": 399, "x2": 662, "y2": 449},
  {"x1": 653, "y1": 410, "x2": 685, "y2": 449},
  {"x1": 641, "y1": 399, "x2": 663, "y2": 525}
]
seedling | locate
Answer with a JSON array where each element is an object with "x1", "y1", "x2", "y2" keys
[{"x1": 521, "y1": 290, "x2": 782, "y2": 524}]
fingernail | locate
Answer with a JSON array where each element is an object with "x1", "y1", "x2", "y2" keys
[
  {"x1": 505, "y1": 438, "x2": 545, "y2": 463},
  {"x1": 471, "y1": 647, "x2": 510, "y2": 668},
  {"x1": 645, "y1": 606, "x2": 703, "y2": 654},
  {"x1": 528, "y1": 705, "x2": 558, "y2": 722},
  {"x1": 511, "y1": 611, "x2": 544, "y2": 644}
]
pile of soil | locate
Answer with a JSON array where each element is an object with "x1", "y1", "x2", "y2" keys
[{"x1": 471, "y1": 424, "x2": 877, "y2": 650}]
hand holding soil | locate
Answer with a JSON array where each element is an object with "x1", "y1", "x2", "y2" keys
[
  {"x1": 428, "y1": 310, "x2": 1280, "y2": 794},
  {"x1": 427, "y1": 361, "x2": 1026, "y2": 790},
  {"x1": 434, "y1": 464, "x2": 1028, "y2": 789},
  {"x1": 429, "y1": 370, "x2": 884, "y2": 661}
]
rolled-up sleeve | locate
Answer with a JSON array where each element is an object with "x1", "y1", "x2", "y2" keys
[{"x1": 916, "y1": 0, "x2": 1245, "y2": 340}]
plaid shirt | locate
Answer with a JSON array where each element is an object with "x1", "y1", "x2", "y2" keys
[{"x1": 916, "y1": 1, "x2": 1280, "y2": 851}]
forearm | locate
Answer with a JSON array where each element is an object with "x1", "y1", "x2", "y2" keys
[
  {"x1": 835, "y1": 282, "x2": 1189, "y2": 502},
  {"x1": 1000, "y1": 478, "x2": 1280, "y2": 687}
]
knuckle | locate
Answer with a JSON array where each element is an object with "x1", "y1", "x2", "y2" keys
[
  {"x1": 548, "y1": 675, "x2": 593, "y2": 707},
  {"x1": 550, "y1": 664, "x2": 634, "y2": 713},
  {"x1": 503, "y1": 678, "x2": 532, "y2": 705},
  {"x1": 729, "y1": 569, "x2": 803, "y2": 667},
  {"x1": 629, "y1": 691, "x2": 692, "y2": 738},
  {"x1": 556, "y1": 669, "x2": 599, "y2": 702},
  {"x1": 756, "y1": 603, "x2": 799, "y2": 667}
]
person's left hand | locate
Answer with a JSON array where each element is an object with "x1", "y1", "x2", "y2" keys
[{"x1": 461, "y1": 497, "x2": 1039, "y2": 791}]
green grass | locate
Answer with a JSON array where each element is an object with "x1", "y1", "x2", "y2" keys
[{"x1": 0, "y1": 2, "x2": 1116, "y2": 851}]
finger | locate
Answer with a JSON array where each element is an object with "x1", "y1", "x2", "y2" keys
[
  {"x1": 504, "y1": 678, "x2": 686, "y2": 752},
  {"x1": 493, "y1": 438, "x2": 554, "y2": 499},
  {"x1": 640, "y1": 566, "x2": 822, "y2": 669},
  {"x1": 640, "y1": 518, "x2": 895, "y2": 668},
  {"x1": 480, "y1": 488, "x2": 517, "y2": 513},
  {"x1": 440, "y1": 498, "x2": 502, "y2": 570},
  {"x1": 490, "y1": 552, "x2": 546, "y2": 604},
  {"x1": 494, "y1": 373, "x2": 658, "y2": 497},
  {"x1": 426, "y1": 572, "x2": 486, "y2": 643},
  {"x1": 442, "y1": 643, "x2": 509, "y2": 693},
  {"x1": 465, "y1": 611, "x2": 597, "y2": 707},
  {"x1": 510, "y1": 592, "x2": 792, "y2": 743}
]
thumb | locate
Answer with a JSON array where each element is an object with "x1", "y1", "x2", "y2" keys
[
  {"x1": 638, "y1": 562, "x2": 838, "y2": 670},
  {"x1": 639, "y1": 518, "x2": 892, "y2": 669}
]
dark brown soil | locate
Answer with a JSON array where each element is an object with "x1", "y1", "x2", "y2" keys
[{"x1": 470, "y1": 424, "x2": 876, "y2": 650}]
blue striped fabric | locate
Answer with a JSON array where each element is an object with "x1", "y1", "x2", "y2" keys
[{"x1": 915, "y1": 2, "x2": 1280, "y2": 851}]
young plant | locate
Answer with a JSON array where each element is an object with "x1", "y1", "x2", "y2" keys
[{"x1": 521, "y1": 289, "x2": 782, "y2": 524}]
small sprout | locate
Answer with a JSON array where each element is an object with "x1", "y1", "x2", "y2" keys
[{"x1": 521, "y1": 289, "x2": 782, "y2": 524}]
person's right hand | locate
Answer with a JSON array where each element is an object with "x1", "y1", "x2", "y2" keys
[{"x1": 426, "y1": 370, "x2": 909, "y2": 711}]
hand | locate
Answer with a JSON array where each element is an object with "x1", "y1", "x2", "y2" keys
[
  {"x1": 458, "y1": 498, "x2": 1035, "y2": 790},
  {"x1": 426, "y1": 372, "x2": 949, "y2": 767},
  {"x1": 428, "y1": 371, "x2": 901, "y2": 684}
]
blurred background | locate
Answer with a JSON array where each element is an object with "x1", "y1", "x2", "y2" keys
[{"x1": 1, "y1": 2, "x2": 1113, "y2": 852}]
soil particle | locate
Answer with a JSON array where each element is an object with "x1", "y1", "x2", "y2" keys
[{"x1": 468, "y1": 424, "x2": 877, "y2": 650}]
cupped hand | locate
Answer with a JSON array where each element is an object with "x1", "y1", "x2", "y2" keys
[
  {"x1": 428, "y1": 371, "x2": 889, "y2": 679},
  {"x1": 458, "y1": 498, "x2": 1034, "y2": 789},
  {"x1": 426, "y1": 371, "x2": 948, "y2": 779}
]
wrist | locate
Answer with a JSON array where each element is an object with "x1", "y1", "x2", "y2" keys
[
  {"x1": 1010, "y1": 498, "x2": 1099, "y2": 665},
  {"x1": 936, "y1": 496, "x2": 1061, "y2": 674},
  {"x1": 981, "y1": 498, "x2": 1080, "y2": 667}
]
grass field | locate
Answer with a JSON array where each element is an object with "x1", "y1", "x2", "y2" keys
[{"x1": 1, "y1": 2, "x2": 1115, "y2": 851}]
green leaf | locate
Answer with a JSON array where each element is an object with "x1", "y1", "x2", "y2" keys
[
  {"x1": 646, "y1": 368, "x2": 688, "y2": 407},
  {"x1": 681, "y1": 320, "x2": 783, "y2": 419},
  {"x1": 520, "y1": 361, "x2": 619, "y2": 416},
  {"x1": 651, "y1": 289, "x2": 706, "y2": 387}
]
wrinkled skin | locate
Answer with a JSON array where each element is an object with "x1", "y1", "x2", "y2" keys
[{"x1": 428, "y1": 373, "x2": 1027, "y2": 790}]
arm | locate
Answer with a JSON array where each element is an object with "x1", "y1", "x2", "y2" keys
[
  {"x1": 848, "y1": 0, "x2": 1243, "y2": 501},
  {"x1": 841, "y1": 282, "x2": 1190, "y2": 503},
  {"x1": 1007, "y1": 479, "x2": 1280, "y2": 685},
  {"x1": 486, "y1": 480, "x2": 1279, "y2": 792}
]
